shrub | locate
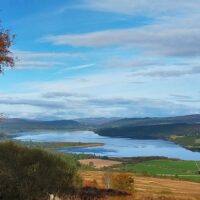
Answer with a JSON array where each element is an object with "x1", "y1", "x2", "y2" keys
[
  {"x1": 83, "y1": 180, "x2": 98, "y2": 187},
  {"x1": 0, "y1": 142, "x2": 82, "y2": 200},
  {"x1": 112, "y1": 173, "x2": 134, "y2": 193},
  {"x1": 89, "y1": 161, "x2": 95, "y2": 168}
]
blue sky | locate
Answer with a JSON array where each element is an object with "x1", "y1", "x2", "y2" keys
[{"x1": 0, "y1": 0, "x2": 200, "y2": 119}]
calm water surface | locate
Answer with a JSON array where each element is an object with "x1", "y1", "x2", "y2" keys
[{"x1": 14, "y1": 131, "x2": 200, "y2": 160}]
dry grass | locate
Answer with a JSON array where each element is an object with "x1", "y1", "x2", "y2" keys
[
  {"x1": 79, "y1": 159, "x2": 122, "y2": 169},
  {"x1": 81, "y1": 171, "x2": 200, "y2": 200}
]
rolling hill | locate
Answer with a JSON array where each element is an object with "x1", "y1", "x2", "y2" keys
[
  {"x1": 100, "y1": 114, "x2": 200, "y2": 128},
  {"x1": 95, "y1": 115, "x2": 200, "y2": 151},
  {"x1": 0, "y1": 118, "x2": 82, "y2": 137}
]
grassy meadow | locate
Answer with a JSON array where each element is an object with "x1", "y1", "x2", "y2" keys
[{"x1": 120, "y1": 159, "x2": 200, "y2": 182}]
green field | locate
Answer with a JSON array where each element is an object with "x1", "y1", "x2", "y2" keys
[
  {"x1": 120, "y1": 160, "x2": 200, "y2": 182},
  {"x1": 170, "y1": 135, "x2": 200, "y2": 151}
]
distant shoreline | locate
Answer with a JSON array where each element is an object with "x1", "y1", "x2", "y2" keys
[{"x1": 14, "y1": 141, "x2": 104, "y2": 150}]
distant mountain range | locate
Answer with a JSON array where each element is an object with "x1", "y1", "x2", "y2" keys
[
  {"x1": 0, "y1": 118, "x2": 81, "y2": 135},
  {"x1": 1, "y1": 114, "x2": 200, "y2": 138},
  {"x1": 74, "y1": 117, "x2": 121, "y2": 126},
  {"x1": 100, "y1": 114, "x2": 200, "y2": 128},
  {"x1": 95, "y1": 115, "x2": 200, "y2": 144}
]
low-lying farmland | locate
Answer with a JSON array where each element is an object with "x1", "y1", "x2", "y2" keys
[
  {"x1": 81, "y1": 170, "x2": 200, "y2": 200},
  {"x1": 79, "y1": 158, "x2": 122, "y2": 169},
  {"x1": 120, "y1": 160, "x2": 200, "y2": 182}
]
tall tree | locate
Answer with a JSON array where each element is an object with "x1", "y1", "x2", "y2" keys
[{"x1": 0, "y1": 24, "x2": 15, "y2": 73}]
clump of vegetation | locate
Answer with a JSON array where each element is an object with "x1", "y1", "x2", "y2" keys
[
  {"x1": 79, "y1": 187, "x2": 130, "y2": 200},
  {"x1": 112, "y1": 173, "x2": 134, "y2": 193},
  {"x1": 102, "y1": 171, "x2": 134, "y2": 194},
  {"x1": 0, "y1": 142, "x2": 82, "y2": 200},
  {"x1": 83, "y1": 179, "x2": 98, "y2": 188}
]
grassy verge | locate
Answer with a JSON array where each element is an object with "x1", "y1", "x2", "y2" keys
[
  {"x1": 170, "y1": 135, "x2": 200, "y2": 152},
  {"x1": 120, "y1": 159, "x2": 200, "y2": 182}
]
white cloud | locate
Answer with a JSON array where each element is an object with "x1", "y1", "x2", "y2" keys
[
  {"x1": 14, "y1": 50, "x2": 81, "y2": 59},
  {"x1": 22, "y1": 71, "x2": 133, "y2": 93},
  {"x1": 80, "y1": 0, "x2": 200, "y2": 16},
  {"x1": 1, "y1": 91, "x2": 199, "y2": 119},
  {"x1": 56, "y1": 63, "x2": 95, "y2": 74},
  {"x1": 107, "y1": 57, "x2": 160, "y2": 68},
  {"x1": 134, "y1": 66, "x2": 200, "y2": 78},
  {"x1": 1, "y1": 64, "x2": 200, "y2": 119},
  {"x1": 13, "y1": 50, "x2": 81, "y2": 59},
  {"x1": 15, "y1": 61, "x2": 63, "y2": 69},
  {"x1": 44, "y1": 21, "x2": 200, "y2": 57},
  {"x1": 45, "y1": 1, "x2": 200, "y2": 58},
  {"x1": 13, "y1": 50, "x2": 82, "y2": 70}
]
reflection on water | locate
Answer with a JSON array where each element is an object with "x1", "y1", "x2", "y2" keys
[{"x1": 14, "y1": 131, "x2": 200, "y2": 160}]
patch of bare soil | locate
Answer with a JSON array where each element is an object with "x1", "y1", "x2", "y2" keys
[{"x1": 79, "y1": 159, "x2": 122, "y2": 169}]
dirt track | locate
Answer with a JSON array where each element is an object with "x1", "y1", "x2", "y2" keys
[{"x1": 81, "y1": 171, "x2": 200, "y2": 200}]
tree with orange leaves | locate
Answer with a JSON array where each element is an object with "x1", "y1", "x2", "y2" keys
[
  {"x1": 0, "y1": 23, "x2": 14, "y2": 120},
  {"x1": 0, "y1": 24, "x2": 15, "y2": 73}
]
